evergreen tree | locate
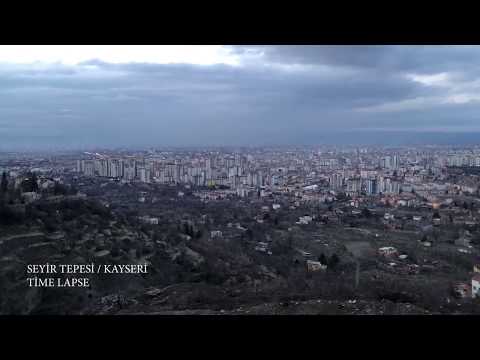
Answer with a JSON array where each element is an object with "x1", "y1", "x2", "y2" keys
[
  {"x1": 21, "y1": 172, "x2": 39, "y2": 193},
  {"x1": 54, "y1": 182, "x2": 66, "y2": 195},
  {"x1": 31, "y1": 172, "x2": 39, "y2": 192},
  {"x1": 70, "y1": 185, "x2": 78, "y2": 195},
  {"x1": 1, "y1": 171, "x2": 7, "y2": 193},
  {"x1": 328, "y1": 253, "x2": 340, "y2": 268},
  {"x1": 361, "y1": 207, "x2": 372, "y2": 218},
  {"x1": 286, "y1": 233, "x2": 293, "y2": 249},
  {"x1": 318, "y1": 253, "x2": 327, "y2": 265}
]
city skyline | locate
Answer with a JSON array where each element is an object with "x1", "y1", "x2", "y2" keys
[
  {"x1": 2, "y1": 134, "x2": 480, "y2": 314},
  {"x1": 3, "y1": 45, "x2": 480, "y2": 150}
]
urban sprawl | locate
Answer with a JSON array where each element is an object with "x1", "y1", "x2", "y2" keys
[{"x1": 1, "y1": 146, "x2": 480, "y2": 314}]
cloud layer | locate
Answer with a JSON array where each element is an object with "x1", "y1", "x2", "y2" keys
[{"x1": 1, "y1": 45, "x2": 480, "y2": 150}]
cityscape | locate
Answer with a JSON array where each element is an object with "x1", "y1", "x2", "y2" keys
[
  {"x1": 1, "y1": 145, "x2": 480, "y2": 314},
  {"x1": 1, "y1": 45, "x2": 480, "y2": 315}
]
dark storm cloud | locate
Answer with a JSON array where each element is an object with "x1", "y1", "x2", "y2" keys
[
  {"x1": 230, "y1": 45, "x2": 480, "y2": 74},
  {"x1": 2, "y1": 45, "x2": 480, "y2": 149},
  {"x1": 72, "y1": 59, "x2": 428, "y2": 109},
  {"x1": 231, "y1": 45, "x2": 392, "y2": 69}
]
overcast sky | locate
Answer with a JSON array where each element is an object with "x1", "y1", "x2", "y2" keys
[{"x1": 2, "y1": 45, "x2": 480, "y2": 150}]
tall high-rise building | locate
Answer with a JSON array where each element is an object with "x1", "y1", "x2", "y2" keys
[
  {"x1": 118, "y1": 159, "x2": 124, "y2": 178},
  {"x1": 381, "y1": 156, "x2": 391, "y2": 169},
  {"x1": 391, "y1": 155, "x2": 399, "y2": 170},
  {"x1": 137, "y1": 166, "x2": 147, "y2": 183},
  {"x1": 123, "y1": 165, "x2": 135, "y2": 181},
  {"x1": 76, "y1": 160, "x2": 83, "y2": 173},
  {"x1": 476, "y1": 157, "x2": 480, "y2": 167},
  {"x1": 97, "y1": 159, "x2": 108, "y2": 177},
  {"x1": 329, "y1": 173, "x2": 344, "y2": 190},
  {"x1": 84, "y1": 161, "x2": 95, "y2": 177},
  {"x1": 234, "y1": 153, "x2": 241, "y2": 167},
  {"x1": 366, "y1": 178, "x2": 378, "y2": 195},
  {"x1": 108, "y1": 159, "x2": 121, "y2": 178},
  {"x1": 174, "y1": 164, "x2": 181, "y2": 183},
  {"x1": 346, "y1": 177, "x2": 361, "y2": 193}
]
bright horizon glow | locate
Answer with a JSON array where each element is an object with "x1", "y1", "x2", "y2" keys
[
  {"x1": 0, "y1": 45, "x2": 241, "y2": 66},
  {"x1": 406, "y1": 72, "x2": 451, "y2": 87}
]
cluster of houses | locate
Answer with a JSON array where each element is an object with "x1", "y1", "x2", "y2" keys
[
  {"x1": 210, "y1": 230, "x2": 223, "y2": 240},
  {"x1": 138, "y1": 215, "x2": 159, "y2": 225},
  {"x1": 453, "y1": 264, "x2": 480, "y2": 299},
  {"x1": 306, "y1": 259, "x2": 327, "y2": 272},
  {"x1": 471, "y1": 264, "x2": 480, "y2": 299},
  {"x1": 254, "y1": 241, "x2": 272, "y2": 255},
  {"x1": 297, "y1": 215, "x2": 313, "y2": 225}
]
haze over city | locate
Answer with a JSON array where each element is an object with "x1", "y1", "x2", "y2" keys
[{"x1": 2, "y1": 45, "x2": 480, "y2": 150}]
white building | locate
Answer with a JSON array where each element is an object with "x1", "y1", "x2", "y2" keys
[
  {"x1": 139, "y1": 216, "x2": 159, "y2": 225},
  {"x1": 138, "y1": 167, "x2": 148, "y2": 183},
  {"x1": 41, "y1": 179, "x2": 55, "y2": 190},
  {"x1": 297, "y1": 215, "x2": 313, "y2": 225},
  {"x1": 473, "y1": 274, "x2": 480, "y2": 298},
  {"x1": 378, "y1": 246, "x2": 398, "y2": 257},
  {"x1": 22, "y1": 192, "x2": 41, "y2": 203},
  {"x1": 255, "y1": 242, "x2": 269, "y2": 252},
  {"x1": 210, "y1": 230, "x2": 222, "y2": 239},
  {"x1": 306, "y1": 260, "x2": 327, "y2": 272},
  {"x1": 329, "y1": 173, "x2": 344, "y2": 190},
  {"x1": 384, "y1": 213, "x2": 394, "y2": 220}
]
